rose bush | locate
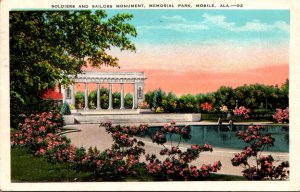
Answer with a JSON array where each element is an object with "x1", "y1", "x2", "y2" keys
[
  {"x1": 11, "y1": 113, "x2": 225, "y2": 181},
  {"x1": 146, "y1": 121, "x2": 222, "y2": 181},
  {"x1": 11, "y1": 111, "x2": 77, "y2": 163},
  {"x1": 273, "y1": 107, "x2": 289, "y2": 123},
  {"x1": 233, "y1": 106, "x2": 251, "y2": 119},
  {"x1": 11, "y1": 114, "x2": 149, "y2": 179},
  {"x1": 72, "y1": 122, "x2": 149, "y2": 178},
  {"x1": 231, "y1": 125, "x2": 289, "y2": 180}
]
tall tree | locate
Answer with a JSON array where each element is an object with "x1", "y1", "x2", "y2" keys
[{"x1": 10, "y1": 11, "x2": 137, "y2": 118}]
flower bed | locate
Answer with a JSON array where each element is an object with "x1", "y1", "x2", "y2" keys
[{"x1": 11, "y1": 111, "x2": 289, "y2": 181}]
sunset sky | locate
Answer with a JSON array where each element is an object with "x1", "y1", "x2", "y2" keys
[{"x1": 83, "y1": 9, "x2": 289, "y2": 95}]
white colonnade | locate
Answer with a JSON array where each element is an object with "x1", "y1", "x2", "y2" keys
[{"x1": 62, "y1": 71, "x2": 147, "y2": 110}]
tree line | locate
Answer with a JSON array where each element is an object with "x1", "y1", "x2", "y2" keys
[
  {"x1": 74, "y1": 79, "x2": 288, "y2": 114},
  {"x1": 144, "y1": 80, "x2": 289, "y2": 113}
]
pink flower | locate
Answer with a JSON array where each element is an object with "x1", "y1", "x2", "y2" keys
[
  {"x1": 39, "y1": 147, "x2": 46, "y2": 154},
  {"x1": 118, "y1": 166, "x2": 124, "y2": 172},
  {"x1": 120, "y1": 134, "x2": 127, "y2": 140},
  {"x1": 106, "y1": 150, "x2": 112, "y2": 155},
  {"x1": 191, "y1": 144, "x2": 200, "y2": 150},
  {"x1": 168, "y1": 127, "x2": 173, "y2": 132},
  {"x1": 171, "y1": 146, "x2": 178, "y2": 152},
  {"x1": 203, "y1": 143, "x2": 212, "y2": 151},
  {"x1": 201, "y1": 164, "x2": 208, "y2": 171},
  {"x1": 96, "y1": 160, "x2": 102, "y2": 167},
  {"x1": 39, "y1": 126, "x2": 46, "y2": 132},
  {"x1": 123, "y1": 127, "x2": 129, "y2": 133},
  {"x1": 37, "y1": 136, "x2": 43, "y2": 143},
  {"x1": 273, "y1": 107, "x2": 289, "y2": 123}
]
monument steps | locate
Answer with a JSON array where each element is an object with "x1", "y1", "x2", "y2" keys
[{"x1": 65, "y1": 113, "x2": 201, "y2": 125}]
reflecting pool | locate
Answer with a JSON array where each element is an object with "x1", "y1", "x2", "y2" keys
[{"x1": 144, "y1": 124, "x2": 289, "y2": 152}]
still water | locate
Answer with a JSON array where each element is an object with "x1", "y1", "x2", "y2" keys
[{"x1": 144, "y1": 124, "x2": 289, "y2": 152}]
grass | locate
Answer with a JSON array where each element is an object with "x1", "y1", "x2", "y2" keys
[
  {"x1": 11, "y1": 147, "x2": 94, "y2": 182},
  {"x1": 11, "y1": 147, "x2": 246, "y2": 182}
]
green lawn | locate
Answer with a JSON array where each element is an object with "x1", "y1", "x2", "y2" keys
[
  {"x1": 11, "y1": 147, "x2": 95, "y2": 182},
  {"x1": 11, "y1": 147, "x2": 246, "y2": 182}
]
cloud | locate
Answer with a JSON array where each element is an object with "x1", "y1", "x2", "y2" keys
[
  {"x1": 202, "y1": 14, "x2": 290, "y2": 33},
  {"x1": 161, "y1": 15, "x2": 187, "y2": 22},
  {"x1": 202, "y1": 13, "x2": 235, "y2": 29},
  {"x1": 232, "y1": 20, "x2": 290, "y2": 33},
  {"x1": 138, "y1": 15, "x2": 208, "y2": 32},
  {"x1": 138, "y1": 13, "x2": 289, "y2": 34}
]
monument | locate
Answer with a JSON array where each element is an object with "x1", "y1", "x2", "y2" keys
[{"x1": 61, "y1": 71, "x2": 147, "y2": 110}]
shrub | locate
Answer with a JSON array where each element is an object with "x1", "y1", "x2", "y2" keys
[
  {"x1": 231, "y1": 125, "x2": 289, "y2": 180},
  {"x1": 151, "y1": 89, "x2": 165, "y2": 109},
  {"x1": 60, "y1": 101, "x2": 71, "y2": 115},
  {"x1": 76, "y1": 122, "x2": 149, "y2": 178},
  {"x1": 10, "y1": 111, "x2": 75, "y2": 163},
  {"x1": 162, "y1": 93, "x2": 178, "y2": 113},
  {"x1": 88, "y1": 91, "x2": 97, "y2": 109},
  {"x1": 75, "y1": 92, "x2": 84, "y2": 109},
  {"x1": 273, "y1": 107, "x2": 289, "y2": 123},
  {"x1": 178, "y1": 94, "x2": 198, "y2": 113},
  {"x1": 112, "y1": 92, "x2": 120, "y2": 109},
  {"x1": 233, "y1": 106, "x2": 251, "y2": 119},
  {"x1": 124, "y1": 93, "x2": 133, "y2": 109},
  {"x1": 100, "y1": 87, "x2": 109, "y2": 109},
  {"x1": 145, "y1": 121, "x2": 222, "y2": 181},
  {"x1": 11, "y1": 113, "x2": 150, "y2": 179}
]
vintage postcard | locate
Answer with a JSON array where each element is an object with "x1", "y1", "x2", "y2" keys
[{"x1": 1, "y1": 0, "x2": 300, "y2": 191}]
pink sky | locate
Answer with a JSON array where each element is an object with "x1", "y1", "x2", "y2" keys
[
  {"x1": 79, "y1": 64, "x2": 288, "y2": 96},
  {"x1": 79, "y1": 42, "x2": 289, "y2": 95}
]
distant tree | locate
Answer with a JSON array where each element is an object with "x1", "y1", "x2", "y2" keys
[
  {"x1": 178, "y1": 94, "x2": 198, "y2": 113},
  {"x1": 113, "y1": 92, "x2": 121, "y2": 109},
  {"x1": 279, "y1": 79, "x2": 289, "y2": 108},
  {"x1": 162, "y1": 92, "x2": 178, "y2": 113},
  {"x1": 213, "y1": 86, "x2": 234, "y2": 109},
  {"x1": 124, "y1": 93, "x2": 133, "y2": 109},
  {"x1": 88, "y1": 91, "x2": 97, "y2": 109},
  {"x1": 75, "y1": 92, "x2": 85, "y2": 109},
  {"x1": 151, "y1": 89, "x2": 165, "y2": 109},
  {"x1": 100, "y1": 87, "x2": 109, "y2": 109}
]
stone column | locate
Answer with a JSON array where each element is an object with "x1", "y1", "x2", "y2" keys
[
  {"x1": 108, "y1": 83, "x2": 113, "y2": 110},
  {"x1": 84, "y1": 82, "x2": 89, "y2": 110},
  {"x1": 120, "y1": 83, "x2": 125, "y2": 110},
  {"x1": 132, "y1": 83, "x2": 136, "y2": 109},
  {"x1": 71, "y1": 84, "x2": 75, "y2": 106},
  {"x1": 96, "y1": 83, "x2": 101, "y2": 110}
]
